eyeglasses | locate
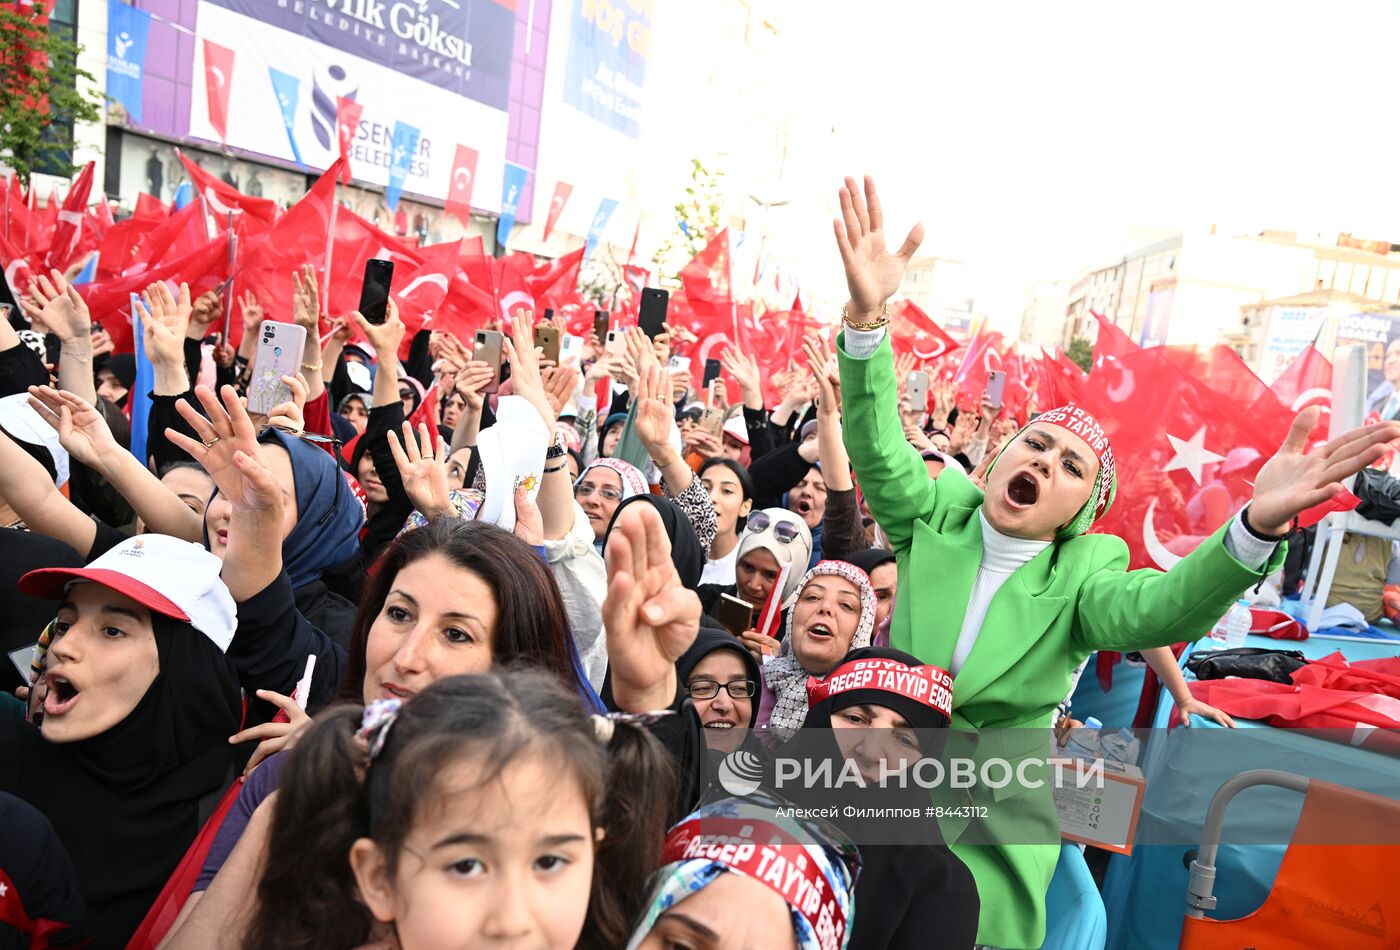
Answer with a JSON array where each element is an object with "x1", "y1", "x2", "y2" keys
[
  {"x1": 686, "y1": 678, "x2": 756, "y2": 700},
  {"x1": 575, "y1": 483, "x2": 623, "y2": 502},
  {"x1": 745, "y1": 510, "x2": 802, "y2": 543}
]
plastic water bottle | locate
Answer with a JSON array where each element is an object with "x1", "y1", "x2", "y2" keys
[
  {"x1": 1224, "y1": 599, "x2": 1252, "y2": 649},
  {"x1": 1062, "y1": 717, "x2": 1103, "y2": 761}
]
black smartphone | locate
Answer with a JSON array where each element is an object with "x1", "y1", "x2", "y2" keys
[
  {"x1": 702, "y1": 358, "x2": 722, "y2": 389},
  {"x1": 639, "y1": 287, "x2": 669, "y2": 339},
  {"x1": 359, "y1": 259, "x2": 394, "y2": 325},
  {"x1": 593, "y1": 310, "x2": 609, "y2": 344},
  {"x1": 543, "y1": 308, "x2": 555, "y2": 321}
]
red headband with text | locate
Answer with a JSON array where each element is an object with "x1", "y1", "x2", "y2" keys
[
  {"x1": 805, "y1": 657, "x2": 953, "y2": 718},
  {"x1": 1033, "y1": 404, "x2": 1117, "y2": 516},
  {"x1": 663, "y1": 817, "x2": 849, "y2": 950}
]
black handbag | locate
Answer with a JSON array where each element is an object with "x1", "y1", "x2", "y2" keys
[{"x1": 1185, "y1": 647, "x2": 1308, "y2": 684}]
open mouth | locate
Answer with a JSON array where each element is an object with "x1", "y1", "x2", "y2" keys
[
  {"x1": 703, "y1": 720, "x2": 736, "y2": 731},
  {"x1": 806, "y1": 621, "x2": 834, "y2": 641},
  {"x1": 1007, "y1": 473, "x2": 1040, "y2": 509},
  {"x1": 215, "y1": 528, "x2": 229, "y2": 546},
  {"x1": 794, "y1": 499, "x2": 812, "y2": 516},
  {"x1": 44, "y1": 672, "x2": 79, "y2": 716},
  {"x1": 380, "y1": 682, "x2": 416, "y2": 701}
]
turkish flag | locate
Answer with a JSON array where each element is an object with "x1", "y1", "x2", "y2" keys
[
  {"x1": 134, "y1": 199, "x2": 211, "y2": 266},
  {"x1": 335, "y1": 97, "x2": 363, "y2": 184},
  {"x1": 953, "y1": 330, "x2": 1006, "y2": 408},
  {"x1": 202, "y1": 40, "x2": 236, "y2": 144},
  {"x1": 78, "y1": 234, "x2": 230, "y2": 354},
  {"x1": 1264, "y1": 345, "x2": 1333, "y2": 442},
  {"x1": 177, "y1": 153, "x2": 279, "y2": 237},
  {"x1": 542, "y1": 182, "x2": 572, "y2": 242},
  {"x1": 1043, "y1": 348, "x2": 1090, "y2": 406},
  {"x1": 44, "y1": 161, "x2": 94, "y2": 270},
  {"x1": 1091, "y1": 310, "x2": 1136, "y2": 366},
  {"x1": 444, "y1": 145, "x2": 479, "y2": 228},
  {"x1": 1079, "y1": 346, "x2": 1282, "y2": 572},
  {"x1": 235, "y1": 159, "x2": 345, "y2": 347},
  {"x1": 391, "y1": 241, "x2": 459, "y2": 356},
  {"x1": 680, "y1": 229, "x2": 733, "y2": 323},
  {"x1": 888, "y1": 299, "x2": 960, "y2": 364},
  {"x1": 2, "y1": 175, "x2": 34, "y2": 250},
  {"x1": 0, "y1": 229, "x2": 36, "y2": 302},
  {"x1": 527, "y1": 246, "x2": 584, "y2": 313}
]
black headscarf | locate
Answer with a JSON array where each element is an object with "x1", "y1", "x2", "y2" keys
[
  {"x1": 795, "y1": 646, "x2": 979, "y2": 950},
  {"x1": 602, "y1": 494, "x2": 705, "y2": 590},
  {"x1": 0, "y1": 613, "x2": 240, "y2": 950},
  {"x1": 846, "y1": 548, "x2": 896, "y2": 581}
]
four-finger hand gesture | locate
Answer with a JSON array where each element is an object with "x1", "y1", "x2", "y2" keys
[
  {"x1": 833, "y1": 174, "x2": 925, "y2": 316},
  {"x1": 26, "y1": 385, "x2": 120, "y2": 468},
  {"x1": 292, "y1": 264, "x2": 321, "y2": 331},
  {"x1": 24, "y1": 269, "x2": 90, "y2": 343},
  {"x1": 166, "y1": 385, "x2": 274, "y2": 513},
  {"x1": 139, "y1": 281, "x2": 193, "y2": 366},
  {"x1": 388, "y1": 421, "x2": 453, "y2": 519}
]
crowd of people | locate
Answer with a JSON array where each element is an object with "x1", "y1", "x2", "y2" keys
[{"x1": 1, "y1": 174, "x2": 1394, "y2": 950}]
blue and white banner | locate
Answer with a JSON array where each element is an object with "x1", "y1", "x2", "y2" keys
[
  {"x1": 584, "y1": 197, "x2": 618, "y2": 259},
  {"x1": 267, "y1": 67, "x2": 305, "y2": 170},
  {"x1": 385, "y1": 120, "x2": 421, "y2": 212},
  {"x1": 497, "y1": 161, "x2": 529, "y2": 246},
  {"x1": 107, "y1": 0, "x2": 151, "y2": 123}
]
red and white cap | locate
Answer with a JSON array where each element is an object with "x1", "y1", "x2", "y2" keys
[
  {"x1": 722, "y1": 414, "x2": 749, "y2": 446},
  {"x1": 19, "y1": 535, "x2": 237, "y2": 652}
]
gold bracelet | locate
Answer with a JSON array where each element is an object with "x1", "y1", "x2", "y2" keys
[
  {"x1": 300, "y1": 361, "x2": 323, "y2": 373},
  {"x1": 841, "y1": 302, "x2": 890, "y2": 331}
]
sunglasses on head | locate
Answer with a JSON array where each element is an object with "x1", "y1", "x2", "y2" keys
[{"x1": 745, "y1": 510, "x2": 801, "y2": 543}]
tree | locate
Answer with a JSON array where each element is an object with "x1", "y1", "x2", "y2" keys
[
  {"x1": 0, "y1": 0, "x2": 103, "y2": 186},
  {"x1": 1066, "y1": 335, "x2": 1093, "y2": 374},
  {"x1": 653, "y1": 157, "x2": 724, "y2": 282}
]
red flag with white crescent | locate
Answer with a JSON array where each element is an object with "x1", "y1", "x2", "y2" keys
[
  {"x1": 445, "y1": 145, "x2": 479, "y2": 228},
  {"x1": 542, "y1": 182, "x2": 572, "y2": 242},
  {"x1": 202, "y1": 40, "x2": 235, "y2": 144}
]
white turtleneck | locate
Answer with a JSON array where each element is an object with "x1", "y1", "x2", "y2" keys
[{"x1": 949, "y1": 511, "x2": 1051, "y2": 674}]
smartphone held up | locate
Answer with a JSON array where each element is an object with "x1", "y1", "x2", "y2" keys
[{"x1": 359, "y1": 259, "x2": 394, "y2": 325}]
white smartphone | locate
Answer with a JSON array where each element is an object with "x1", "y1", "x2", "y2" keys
[
  {"x1": 985, "y1": 370, "x2": 1006, "y2": 409},
  {"x1": 907, "y1": 370, "x2": 930, "y2": 411},
  {"x1": 667, "y1": 355, "x2": 691, "y2": 375},
  {"x1": 560, "y1": 333, "x2": 583, "y2": 366},
  {"x1": 247, "y1": 320, "x2": 308, "y2": 415},
  {"x1": 605, "y1": 329, "x2": 626, "y2": 357}
]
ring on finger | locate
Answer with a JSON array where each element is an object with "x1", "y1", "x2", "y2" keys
[{"x1": 202, "y1": 436, "x2": 221, "y2": 448}]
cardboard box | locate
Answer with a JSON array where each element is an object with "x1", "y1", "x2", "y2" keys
[{"x1": 1050, "y1": 757, "x2": 1146, "y2": 855}]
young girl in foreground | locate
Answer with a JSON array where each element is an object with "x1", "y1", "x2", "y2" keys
[{"x1": 243, "y1": 670, "x2": 676, "y2": 950}]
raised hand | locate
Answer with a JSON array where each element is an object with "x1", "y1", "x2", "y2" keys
[
  {"x1": 542, "y1": 364, "x2": 579, "y2": 419},
  {"x1": 325, "y1": 315, "x2": 352, "y2": 344},
  {"x1": 720, "y1": 347, "x2": 762, "y2": 407},
  {"x1": 291, "y1": 264, "x2": 320, "y2": 331},
  {"x1": 634, "y1": 362, "x2": 675, "y2": 456},
  {"x1": 832, "y1": 174, "x2": 925, "y2": 315},
  {"x1": 502, "y1": 308, "x2": 555, "y2": 428},
  {"x1": 23, "y1": 269, "x2": 90, "y2": 342},
  {"x1": 603, "y1": 500, "x2": 702, "y2": 712},
  {"x1": 454, "y1": 360, "x2": 495, "y2": 412},
  {"x1": 190, "y1": 289, "x2": 222, "y2": 334},
  {"x1": 166, "y1": 385, "x2": 267, "y2": 510},
  {"x1": 264, "y1": 372, "x2": 309, "y2": 434},
  {"x1": 352, "y1": 297, "x2": 405, "y2": 359},
  {"x1": 1249, "y1": 410, "x2": 1400, "y2": 535},
  {"x1": 802, "y1": 335, "x2": 841, "y2": 416},
  {"x1": 512, "y1": 485, "x2": 544, "y2": 546},
  {"x1": 138, "y1": 281, "x2": 193, "y2": 366},
  {"x1": 625, "y1": 326, "x2": 659, "y2": 373},
  {"x1": 239, "y1": 290, "x2": 265, "y2": 335},
  {"x1": 26, "y1": 385, "x2": 121, "y2": 468},
  {"x1": 684, "y1": 428, "x2": 722, "y2": 459},
  {"x1": 388, "y1": 420, "x2": 454, "y2": 520}
]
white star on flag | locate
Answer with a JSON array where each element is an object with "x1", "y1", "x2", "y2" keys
[
  {"x1": 1163, "y1": 426, "x2": 1226, "y2": 484},
  {"x1": 0, "y1": 880, "x2": 7, "y2": 896}
]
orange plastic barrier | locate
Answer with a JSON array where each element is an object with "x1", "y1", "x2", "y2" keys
[{"x1": 1179, "y1": 779, "x2": 1400, "y2": 949}]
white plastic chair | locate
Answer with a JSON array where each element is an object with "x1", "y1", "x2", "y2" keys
[{"x1": 1299, "y1": 343, "x2": 1400, "y2": 630}]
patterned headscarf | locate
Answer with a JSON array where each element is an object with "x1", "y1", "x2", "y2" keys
[
  {"x1": 574, "y1": 457, "x2": 648, "y2": 500},
  {"x1": 988, "y1": 403, "x2": 1118, "y2": 539},
  {"x1": 626, "y1": 795, "x2": 859, "y2": 950},
  {"x1": 762, "y1": 560, "x2": 877, "y2": 742},
  {"x1": 396, "y1": 488, "x2": 484, "y2": 537}
]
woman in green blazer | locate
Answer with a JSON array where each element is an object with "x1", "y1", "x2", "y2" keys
[{"x1": 831, "y1": 175, "x2": 1400, "y2": 948}]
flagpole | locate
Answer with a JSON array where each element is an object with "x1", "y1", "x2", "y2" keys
[
  {"x1": 322, "y1": 167, "x2": 340, "y2": 320},
  {"x1": 222, "y1": 211, "x2": 235, "y2": 342}
]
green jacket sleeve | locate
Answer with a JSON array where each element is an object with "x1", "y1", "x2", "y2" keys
[
  {"x1": 1071, "y1": 520, "x2": 1287, "y2": 652},
  {"x1": 837, "y1": 331, "x2": 938, "y2": 556}
]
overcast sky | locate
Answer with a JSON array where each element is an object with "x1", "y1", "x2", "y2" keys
[{"x1": 655, "y1": 0, "x2": 1400, "y2": 324}]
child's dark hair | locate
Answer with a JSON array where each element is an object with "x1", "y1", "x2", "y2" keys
[{"x1": 245, "y1": 670, "x2": 676, "y2": 950}]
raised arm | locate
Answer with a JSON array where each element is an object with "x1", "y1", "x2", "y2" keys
[
  {"x1": 27, "y1": 385, "x2": 203, "y2": 541},
  {"x1": 0, "y1": 425, "x2": 96, "y2": 556},
  {"x1": 25, "y1": 269, "x2": 97, "y2": 405}
]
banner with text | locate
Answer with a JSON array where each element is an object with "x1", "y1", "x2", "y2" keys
[{"x1": 560, "y1": 0, "x2": 652, "y2": 138}]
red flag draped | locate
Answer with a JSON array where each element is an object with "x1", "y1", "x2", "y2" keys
[
  {"x1": 680, "y1": 229, "x2": 733, "y2": 323},
  {"x1": 888, "y1": 299, "x2": 960, "y2": 365},
  {"x1": 1091, "y1": 310, "x2": 1136, "y2": 366},
  {"x1": 335, "y1": 97, "x2": 363, "y2": 184},
  {"x1": 202, "y1": 40, "x2": 235, "y2": 143},
  {"x1": 177, "y1": 153, "x2": 278, "y2": 237}
]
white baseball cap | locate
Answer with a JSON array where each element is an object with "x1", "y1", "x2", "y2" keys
[
  {"x1": 19, "y1": 535, "x2": 237, "y2": 652},
  {"x1": 722, "y1": 414, "x2": 749, "y2": 446}
]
